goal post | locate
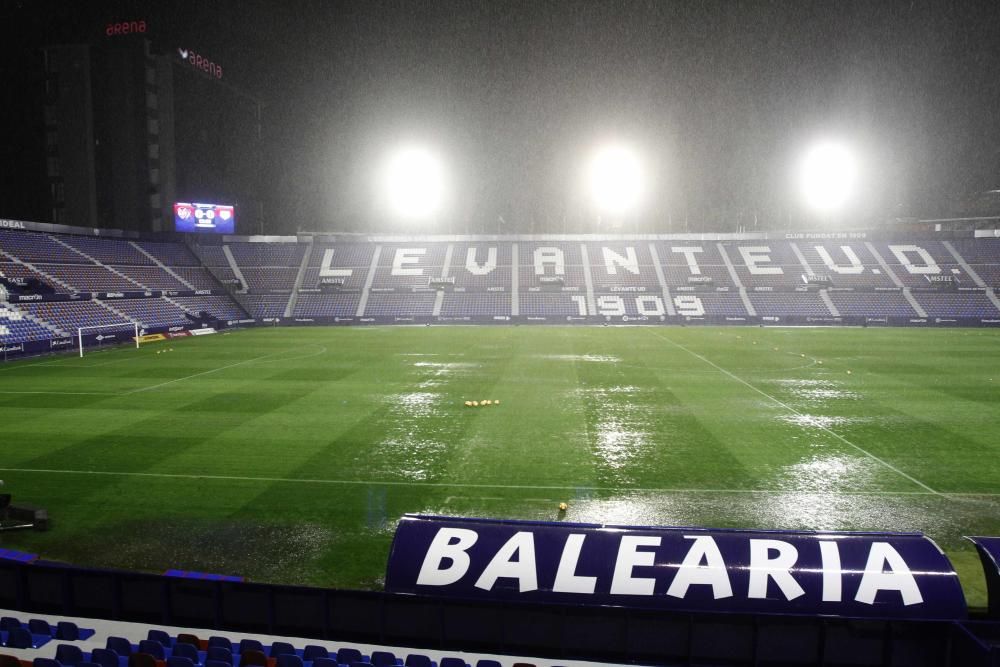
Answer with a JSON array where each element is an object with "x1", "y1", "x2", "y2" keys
[{"x1": 77, "y1": 322, "x2": 140, "y2": 358}]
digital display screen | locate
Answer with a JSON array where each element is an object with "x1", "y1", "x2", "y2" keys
[{"x1": 174, "y1": 202, "x2": 235, "y2": 234}]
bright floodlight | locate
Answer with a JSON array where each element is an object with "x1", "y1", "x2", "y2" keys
[
  {"x1": 383, "y1": 145, "x2": 446, "y2": 220},
  {"x1": 587, "y1": 144, "x2": 644, "y2": 216},
  {"x1": 799, "y1": 141, "x2": 858, "y2": 213}
]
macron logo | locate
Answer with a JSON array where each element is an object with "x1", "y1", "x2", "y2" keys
[{"x1": 178, "y1": 48, "x2": 189, "y2": 60}]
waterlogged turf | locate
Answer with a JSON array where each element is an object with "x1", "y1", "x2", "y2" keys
[{"x1": 1, "y1": 326, "x2": 999, "y2": 605}]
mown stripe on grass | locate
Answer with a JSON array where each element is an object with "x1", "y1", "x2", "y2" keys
[{"x1": 647, "y1": 329, "x2": 944, "y2": 497}]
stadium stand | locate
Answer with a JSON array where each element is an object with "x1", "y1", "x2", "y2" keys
[
  {"x1": 4, "y1": 227, "x2": 1000, "y2": 354},
  {"x1": 0, "y1": 610, "x2": 568, "y2": 667},
  {"x1": 239, "y1": 295, "x2": 290, "y2": 319}
]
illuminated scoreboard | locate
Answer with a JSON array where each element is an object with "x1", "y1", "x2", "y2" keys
[{"x1": 174, "y1": 202, "x2": 235, "y2": 234}]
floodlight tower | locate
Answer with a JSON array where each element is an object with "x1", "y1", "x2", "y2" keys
[
  {"x1": 586, "y1": 143, "x2": 645, "y2": 229},
  {"x1": 381, "y1": 145, "x2": 447, "y2": 223},
  {"x1": 798, "y1": 140, "x2": 858, "y2": 218}
]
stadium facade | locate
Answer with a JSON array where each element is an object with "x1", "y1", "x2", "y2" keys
[{"x1": 41, "y1": 32, "x2": 261, "y2": 235}]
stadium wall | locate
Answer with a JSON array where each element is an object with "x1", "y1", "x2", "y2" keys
[{"x1": 0, "y1": 558, "x2": 995, "y2": 666}]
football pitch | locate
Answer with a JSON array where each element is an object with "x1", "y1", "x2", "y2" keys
[{"x1": 2, "y1": 325, "x2": 999, "y2": 607}]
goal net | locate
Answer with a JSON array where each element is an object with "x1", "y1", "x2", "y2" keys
[{"x1": 77, "y1": 322, "x2": 140, "y2": 358}]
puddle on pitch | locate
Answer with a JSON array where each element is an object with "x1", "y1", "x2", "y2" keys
[
  {"x1": 550, "y1": 490, "x2": 967, "y2": 539},
  {"x1": 367, "y1": 392, "x2": 451, "y2": 480},
  {"x1": 780, "y1": 413, "x2": 856, "y2": 430},
  {"x1": 411, "y1": 361, "x2": 479, "y2": 388},
  {"x1": 386, "y1": 391, "x2": 438, "y2": 417},
  {"x1": 398, "y1": 353, "x2": 465, "y2": 357},
  {"x1": 535, "y1": 354, "x2": 622, "y2": 363},
  {"x1": 775, "y1": 454, "x2": 878, "y2": 494},
  {"x1": 412, "y1": 361, "x2": 480, "y2": 369},
  {"x1": 582, "y1": 385, "x2": 655, "y2": 484},
  {"x1": 594, "y1": 417, "x2": 650, "y2": 472},
  {"x1": 769, "y1": 378, "x2": 862, "y2": 405}
]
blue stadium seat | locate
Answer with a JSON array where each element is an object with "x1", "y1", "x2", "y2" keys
[
  {"x1": 167, "y1": 657, "x2": 195, "y2": 667},
  {"x1": 0, "y1": 619, "x2": 20, "y2": 632},
  {"x1": 206, "y1": 648, "x2": 231, "y2": 665},
  {"x1": 207, "y1": 638, "x2": 232, "y2": 653},
  {"x1": 204, "y1": 660, "x2": 230, "y2": 667},
  {"x1": 170, "y1": 644, "x2": 199, "y2": 664},
  {"x1": 56, "y1": 644, "x2": 85, "y2": 666},
  {"x1": 29, "y1": 620, "x2": 53, "y2": 636},
  {"x1": 106, "y1": 637, "x2": 134, "y2": 657},
  {"x1": 79, "y1": 661, "x2": 100, "y2": 667},
  {"x1": 404, "y1": 656, "x2": 435, "y2": 667},
  {"x1": 138, "y1": 641, "x2": 165, "y2": 660},
  {"x1": 439, "y1": 659, "x2": 467, "y2": 667},
  {"x1": 269, "y1": 643, "x2": 295, "y2": 659},
  {"x1": 310, "y1": 659, "x2": 337, "y2": 667},
  {"x1": 369, "y1": 653, "x2": 400, "y2": 667},
  {"x1": 475, "y1": 661, "x2": 501, "y2": 667},
  {"x1": 146, "y1": 631, "x2": 171, "y2": 648},
  {"x1": 89, "y1": 648, "x2": 122, "y2": 667},
  {"x1": 336, "y1": 649, "x2": 364, "y2": 665},
  {"x1": 238, "y1": 641, "x2": 262, "y2": 655},
  {"x1": 55, "y1": 622, "x2": 81, "y2": 641},
  {"x1": 6, "y1": 627, "x2": 35, "y2": 649},
  {"x1": 33, "y1": 659, "x2": 61, "y2": 667},
  {"x1": 276, "y1": 656, "x2": 302, "y2": 667},
  {"x1": 302, "y1": 646, "x2": 328, "y2": 662}
]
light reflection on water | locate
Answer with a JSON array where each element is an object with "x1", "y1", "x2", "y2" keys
[
  {"x1": 390, "y1": 391, "x2": 437, "y2": 417},
  {"x1": 780, "y1": 413, "x2": 857, "y2": 429},
  {"x1": 770, "y1": 378, "x2": 862, "y2": 404},
  {"x1": 776, "y1": 454, "x2": 877, "y2": 493},
  {"x1": 435, "y1": 491, "x2": 976, "y2": 542},
  {"x1": 594, "y1": 417, "x2": 648, "y2": 471},
  {"x1": 535, "y1": 354, "x2": 623, "y2": 363},
  {"x1": 365, "y1": 391, "x2": 449, "y2": 481},
  {"x1": 583, "y1": 386, "x2": 654, "y2": 484}
]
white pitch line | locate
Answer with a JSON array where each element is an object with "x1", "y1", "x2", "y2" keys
[
  {"x1": 648, "y1": 329, "x2": 944, "y2": 497},
  {"x1": 123, "y1": 350, "x2": 290, "y2": 394},
  {"x1": 0, "y1": 467, "x2": 976, "y2": 495}
]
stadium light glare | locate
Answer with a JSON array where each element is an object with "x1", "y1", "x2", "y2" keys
[
  {"x1": 382, "y1": 145, "x2": 446, "y2": 220},
  {"x1": 798, "y1": 141, "x2": 858, "y2": 214},
  {"x1": 587, "y1": 144, "x2": 644, "y2": 217}
]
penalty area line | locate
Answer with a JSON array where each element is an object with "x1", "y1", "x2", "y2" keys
[
  {"x1": 648, "y1": 329, "x2": 944, "y2": 498},
  {"x1": 123, "y1": 350, "x2": 292, "y2": 394},
  {"x1": 0, "y1": 467, "x2": 978, "y2": 496}
]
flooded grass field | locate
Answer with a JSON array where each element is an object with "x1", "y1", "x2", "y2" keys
[{"x1": 1, "y1": 325, "x2": 999, "y2": 606}]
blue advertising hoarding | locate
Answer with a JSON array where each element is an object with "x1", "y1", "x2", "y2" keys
[{"x1": 386, "y1": 515, "x2": 966, "y2": 619}]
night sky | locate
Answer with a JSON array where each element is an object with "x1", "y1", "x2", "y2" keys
[{"x1": 3, "y1": 0, "x2": 1000, "y2": 234}]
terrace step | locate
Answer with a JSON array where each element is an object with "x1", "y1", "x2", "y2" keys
[
  {"x1": 94, "y1": 299, "x2": 140, "y2": 327},
  {"x1": 0, "y1": 250, "x2": 76, "y2": 292},
  {"x1": 129, "y1": 241, "x2": 195, "y2": 290},
  {"x1": 222, "y1": 245, "x2": 249, "y2": 294},
  {"x1": 47, "y1": 236, "x2": 146, "y2": 290},
  {"x1": 284, "y1": 239, "x2": 314, "y2": 317}
]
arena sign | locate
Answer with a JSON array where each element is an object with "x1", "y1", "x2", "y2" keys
[{"x1": 385, "y1": 515, "x2": 966, "y2": 619}]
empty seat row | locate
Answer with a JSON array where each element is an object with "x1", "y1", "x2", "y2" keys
[
  {"x1": 0, "y1": 628, "x2": 48, "y2": 650},
  {"x1": 0, "y1": 619, "x2": 88, "y2": 642}
]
